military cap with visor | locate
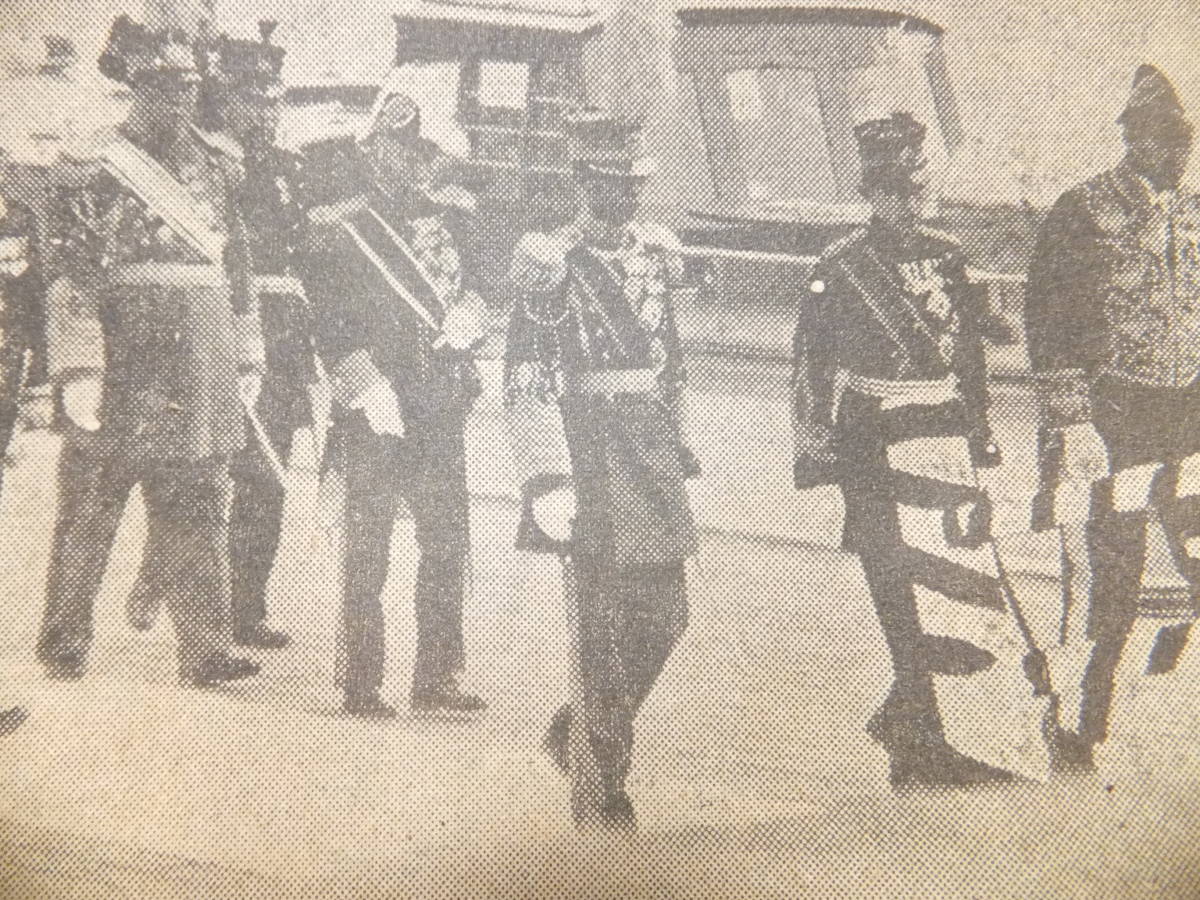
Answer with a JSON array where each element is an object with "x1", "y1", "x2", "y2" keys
[
  {"x1": 854, "y1": 111, "x2": 928, "y2": 196},
  {"x1": 98, "y1": 15, "x2": 200, "y2": 89},
  {"x1": 564, "y1": 106, "x2": 656, "y2": 181}
]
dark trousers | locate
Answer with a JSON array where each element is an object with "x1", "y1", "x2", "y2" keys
[
  {"x1": 227, "y1": 380, "x2": 301, "y2": 633},
  {"x1": 1080, "y1": 377, "x2": 1200, "y2": 744},
  {"x1": 37, "y1": 431, "x2": 232, "y2": 675},
  {"x1": 567, "y1": 555, "x2": 687, "y2": 814},
  {"x1": 329, "y1": 411, "x2": 470, "y2": 699}
]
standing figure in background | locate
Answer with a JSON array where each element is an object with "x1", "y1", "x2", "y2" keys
[
  {"x1": 506, "y1": 108, "x2": 697, "y2": 830},
  {"x1": 1025, "y1": 65, "x2": 1199, "y2": 772},
  {"x1": 209, "y1": 22, "x2": 310, "y2": 650},
  {"x1": 0, "y1": 160, "x2": 47, "y2": 733},
  {"x1": 303, "y1": 93, "x2": 486, "y2": 718},
  {"x1": 793, "y1": 112, "x2": 1051, "y2": 788},
  {"x1": 35, "y1": 16, "x2": 260, "y2": 688}
]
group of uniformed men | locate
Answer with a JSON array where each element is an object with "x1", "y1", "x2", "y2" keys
[{"x1": 0, "y1": 10, "x2": 1197, "y2": 830}]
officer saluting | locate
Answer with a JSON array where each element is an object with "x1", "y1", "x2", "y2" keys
[
  {"x1": 1025, "y1": 65, "x2": 1199, "y2": 772},
  {"x1": 793, "y1": 112, "x2": 1051, "y2": 787},
  {"x1": 35, "y1": 16, "x2": 260, "y2": 687},
  {"x1": 506, "y1": 109, "x2": 697, "y2": 830},
  {"x1": 303, "y1": 92, "x2": 487, "y2": 718}
]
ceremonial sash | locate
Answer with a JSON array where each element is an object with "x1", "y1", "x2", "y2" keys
[
  {"x1": 98, "y1": 138, "x2": 225, "y2": 264},
  {"x1": 340, "y1": 208, "x2": 444, "y2": 338},
  {"x1": 566, "y1": 248, "x2": 656, "y2": 368}
]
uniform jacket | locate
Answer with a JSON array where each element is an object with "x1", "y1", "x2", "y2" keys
[
  {"x1": 0, "y1": 197, "x2": 47, "y2": 394},
  {"x1": 792, "y1": 221, "x2": 990, "y2": 482},
  {"x1": 47, "y1": 131, "x2": 251, "y2": 462},
  {"x1": 303, "y1": 187, "x2": 481, "y2": 427},
  {"x1": 1026, "y1": 159, "x2": 1200, "y2": 390},
  {"x1": 230, "y1": 144, "x2": 316, "y2": 423},
  {"x1": 505, "y1": 220, "x2": 698, "y2": 569}
]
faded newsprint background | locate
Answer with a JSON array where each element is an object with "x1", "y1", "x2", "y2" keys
[{"x1": 0, "y1": 0, "x2": 1198, "y2": 897}]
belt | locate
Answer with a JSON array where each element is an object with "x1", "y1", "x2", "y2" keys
[
  {"x1": 110, "y1": 262, "x2": 226, "y2": 288},
  {"x1": 253, "y1": 274, "x2": 306, "y2": 299},
  {"x1": 837, "y1": 370, "x2": 959, "y2": 411},
  {"x1": 573, "y1": 368, "x2": 660, "y2": 397}
]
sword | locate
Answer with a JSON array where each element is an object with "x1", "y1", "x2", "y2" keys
[{"x1": 239, "y1": 389, "x2": 288, "y2": 486}]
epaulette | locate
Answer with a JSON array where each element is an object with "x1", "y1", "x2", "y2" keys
[
  {"x1": 817, "y1": 227, "x2": 868, "y2": 264},
  {"x1": 915, "y1": 224, "x2": 963, "y2": 250},
  {"x1": 307, "y1": 194, "x2": 367, "y2": 227}
]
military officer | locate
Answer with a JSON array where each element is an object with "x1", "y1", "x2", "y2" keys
[
  {"x1": 35, "y1": 16, "x2": 260, "y2": 687},
  {"x1": 124, "y1": 22, "x2": 306, "y2": 650},
  {"x1": 1025, "y1": 65, "x2": 1199, "y2": 772},
  {"x1": 302, "y1": 93, "x2": 486, "y2": 718},
  {"x1": 0, "y1": 160, "x2": 46, "y2": 735},
  {"x1": 505, "y1": 108, "x2": 697, "y2": 830},
  {"x1": 793, "y1": 112, "x2": 1052, "y2": 788}
]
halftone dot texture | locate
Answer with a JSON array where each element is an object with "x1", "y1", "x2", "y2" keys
[{"x1": 1, "y1": 1, "x2": 1200, "y2": 898}]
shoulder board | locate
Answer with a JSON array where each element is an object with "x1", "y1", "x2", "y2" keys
[
  {"x1": 628, "y1": 220, "x2": 681, "y2": 252},
  {"x1": 307, "y1": 194, "x2": 367, "y2": 227},
  {"x1": 818, "y1": 227, "x2": 867, "y2": 264},
  {"x1": 915, "y1": 224, "x2": 962, "y2": 249}
]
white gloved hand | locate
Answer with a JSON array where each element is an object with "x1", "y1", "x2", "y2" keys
[
  {"x1": 62, "y1": 378, "x2": 102, "y2": 432},
  {"x1": 237, "y1": 371, "x2": 263, "y2": 410},
  {"x1": 351, "y1": 378, "x2": 405, "y2": 438},
  {"x1": 441, "y1": 290, "x2": 487, "y2": 351},
  {"x1": 532, "y1": 486, "x2": 576, "y2": 544},
  {"x1": 1060, "y1": 422, "x2": 1110, "y2": 483}
]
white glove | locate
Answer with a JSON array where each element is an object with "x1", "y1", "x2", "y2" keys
[
  {"x1": 1060, "y1": 422, "x2": 1110, "y2": 483},
  {"x1": 532, "y1": 486, "x2": 576, "y2": 543},
  {"x1": 350, "y1": 378, "x2": 405, "y2": 438},
  {"x1": 237, "y1": 371, "x2": 263, "y2": 410},
  {"x1": 62, "y1": 378, "x2": 102, "y2": 432},
  {"x1": 441, "y1": 290, "x2": 487, "y2": 351}
]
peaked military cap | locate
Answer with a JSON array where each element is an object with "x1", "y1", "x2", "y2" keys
[
  {"x1": 564, "y1": 107, "x2": 656, "y2": 180},
  {"x1": 1118, "y1": 64, "x2": 1189, "y2": 132},
  {"x1": 854, "y1": 111, "x2": 928, "y2": 195},
  {"x1": 211, "y1": 22, "x2": 286, "y2": 100},
  {"x1": 98, "y1": 15, "x2": 199, "y2": 88}
]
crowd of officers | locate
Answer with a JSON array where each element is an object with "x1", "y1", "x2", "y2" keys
[{"x1": 0, "y1": 11, "x2": 1197, "y2": 831}]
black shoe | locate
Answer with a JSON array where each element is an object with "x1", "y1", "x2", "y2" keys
[
  {"x1": 889, "y1": 741, "x2": 1018, "y2": 790},
  {"x1": 181, "y1": 654, "x2": 260, "y2": 688},
  {"x1": 0, "y1": 706, "x2": 27, "y2": 736},
  {"x1": 1048, "y1": 727, "x2": 1097, "y2": 775},
  {"x1": 42, "y1": 652, "x2": 85, "y2": 682},
  {"x1": 234, "y1": 623, "x2": 291, "y2": 650},
  {"x1": 573, "y1": 789, "x2": 637, "y2": 832},
  {"x1": 342, "y1": 692, "x2": 397, "y2": 720},
  {"x1": 542, "y1": 705, "x2": 571, "y2": 776},
  {"x1": 411, "y1": 682, "x2": 487, "y2": 714}
]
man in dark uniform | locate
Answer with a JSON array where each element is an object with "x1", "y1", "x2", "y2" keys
[
  {"x1": 793, "y1": 112, "x2": 1052, "y2": 788},
  {"x1": 0, "y1": 162, "x2": 47, "y2": 734},
  {"x1": 302, "y1": 93, "x2": 487, "y2": 718},
  {"x1": 209, "y1": 22, "x2": 310, "y2": 650},
  {"x1": 506, "y1": 108, "x2": 697, "y2": 829},
  {"x1": 125, "y1": 22, "x2": 307, "y2": 650},
  {"x1": 35, "y1": 16, "x2": 260, "y2": 687},
  {"x1": 1025, "y1": 65, "x2": 1199, "y2": 772}
]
